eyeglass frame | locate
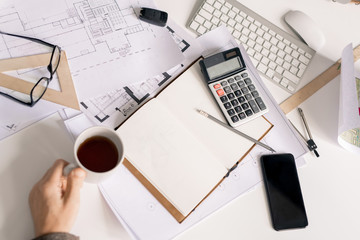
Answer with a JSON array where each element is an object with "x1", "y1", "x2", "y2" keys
[{"x1": 0, "y1": 31, "x2": 61, "y2": 107}]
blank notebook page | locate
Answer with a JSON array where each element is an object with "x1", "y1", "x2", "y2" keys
[{"x1": 117, "y1": 99, "x2": 228, "y2": 216}]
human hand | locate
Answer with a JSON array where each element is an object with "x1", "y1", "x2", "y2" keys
[{"x1": 29, "y1": 159, "x2": 86, "y2": 237}]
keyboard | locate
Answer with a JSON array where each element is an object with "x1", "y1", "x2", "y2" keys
[{"x1": 188, "y1": 0, "x2": 316, "y2": 93}]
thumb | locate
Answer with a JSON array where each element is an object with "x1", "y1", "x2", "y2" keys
[{"x1": 64, "y1": 168, "x2": 86, "y2": 205}]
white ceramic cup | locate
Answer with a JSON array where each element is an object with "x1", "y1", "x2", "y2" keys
[{"x1": 64, "y1": 126, "x2": 124, "y2": 184}]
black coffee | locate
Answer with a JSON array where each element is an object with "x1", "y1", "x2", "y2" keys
[{"x1": 77, "y1": 136, "x2": 119, "y2": 173}]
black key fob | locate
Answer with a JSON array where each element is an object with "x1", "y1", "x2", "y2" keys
[{"x1": 139, "y1": 7, "x2": 168, "y2": 27}]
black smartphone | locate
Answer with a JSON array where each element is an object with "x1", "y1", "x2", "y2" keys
[{"x1": 260, "y1": 153, "x2": 308, "y2": 231}]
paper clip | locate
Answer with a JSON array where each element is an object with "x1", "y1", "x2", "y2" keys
[{"x1": 290, "y1": 108, "x2": 319, "y2": 157}]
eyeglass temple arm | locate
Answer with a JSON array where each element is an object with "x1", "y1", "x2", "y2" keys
[{"x1": 0, "y1": 30, "x2": 59, "y2": 49}]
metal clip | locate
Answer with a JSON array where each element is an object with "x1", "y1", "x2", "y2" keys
[{"x1": 290, "y1": 108, "x2": 319, "y2": 157}]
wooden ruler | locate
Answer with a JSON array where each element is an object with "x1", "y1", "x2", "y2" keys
[
  {"x1": 280, "y1": 45, "x2": 360, "y2": 114},
  {"x1": 0, "y1": 51, "x2": 79, "y2": 109}
]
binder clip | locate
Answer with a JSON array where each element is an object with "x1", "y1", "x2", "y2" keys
[{"x1": 290, "y1": 108, "x2": 320, "y2": 157}]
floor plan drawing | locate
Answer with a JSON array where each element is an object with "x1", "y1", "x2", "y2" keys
[
  {"x1": 80, "y1": 63, "x2": 184, "y2": 127},
  {"x1": 0, "y1": 0, "x2": 186, "y2": 139},
  {"x1": 0, "y1": 0, "x2": 184, "y2": 100},
  {"x1": 77, "y1": 18, "x2": 200, "y2": 129}
]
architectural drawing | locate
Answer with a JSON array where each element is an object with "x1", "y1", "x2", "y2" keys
[{"x1": 0, "y1": 0, "x2": 185, "y2": 139}]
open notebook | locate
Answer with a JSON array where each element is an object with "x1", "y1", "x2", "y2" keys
[{"x1": 116, "y1": 60, "x2": 273, "y2": 222}]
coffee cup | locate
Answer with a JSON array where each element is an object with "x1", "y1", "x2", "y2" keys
[{"x1": 64, "y1": 126, "x2": 124, "y2": 183}]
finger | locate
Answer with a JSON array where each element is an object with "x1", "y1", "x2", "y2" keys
[
  {"x1": 64, "y1": 168, "x2": 86, "y2": 206},
  {"x1": 43, "y1": 159, "x2": 68, "y2": 183}
]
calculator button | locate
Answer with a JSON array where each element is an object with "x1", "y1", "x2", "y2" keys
[
  {"x1": 216, "y1": 89, "x2": 225, "y2": 96},
  {"x1": 231, "y1": 99, "x2": 239, "y2": 106},
  {"x1": 241, "y1": 87, "x2": 249, "y2": 94},
  {"x1": 249, "y1": 100, "x2": 260, "y2": 113},
  {"x1": 224, "y1": 86, "x2": 232, "y2": 93},
  {"x1": 224, "y1": 102, "x2": 232, "y2": 109},
  {"x1": 220, "y1": 96, "x2": 228, "y2": 102},
  {"x1": 244, "y1": 78, "x2": 252, "y2": 85},
  {"x1": 245, "y1": 109, "x2": 253, "y2": 116},
  {"x1": 238, "y1": 112, "x2": 246, "y2": 119},
  {"x1": 231, "y1": 115, "x2": 239, "y2": 123},
  {"x1": 241, "y1": 102, "x2": 249, "y2": 110},
  {"x1": 248, "y1": 84, "x2": 256, "y2": 91},
  {"x1": 231, "y1": 83, "x2": 239, "y2": 90},
  {"x1": 255, "y1": 97, "x2": 266, "y2": 110},
  {"x1": 235, "y1": 75, "x2": 241, "y2": 80},
  {"x1": 221, "y1": 81, "x2": 228, "y2": 86},
  {"x1": 241, "y1": 73, "x2": 248, "y2": 78},
  {"x1": 227, "y1": 93, "x2": 235, "y2": 99},
  {"x1": 238, "y1": 81, "x2": 245, "y2": 88},
  {"x1": 234, "y1": 90, "x2": 242, "y2": 97},
  {"x1": 245, "y1": 93, "x2": 252, "y2": 100},
  {"x1": 213, "y1": 83, "x2": 221, "y2": 89},
  {"x1": 234, "y1": 106, "x2": 242, "y2": 113},
  {"x1": 238, "y1": 96, "x2": 246, "y2": 103},
  {"x1": 227, "y1": 109, "x2": 236, "y2": 116},
  {"x1": 251, "y1": 90, "x2": 259, "y2": 98},
  {"x1": 228, "y1": 78, "x2": 235, "y2": 83}
]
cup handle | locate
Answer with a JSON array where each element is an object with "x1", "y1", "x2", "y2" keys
[{"x1": 63, "y1": 163, "x2": 77, "y2": 176}]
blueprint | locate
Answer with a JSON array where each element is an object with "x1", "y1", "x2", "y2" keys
[
  {"x1": 0, "y1": 0, "x2": 183, "y2": 100},
  {"x1": 79, "y1": 21, "x2": 202, "y2": 128},
  {"x1": 0, "y1": 0, "x2": 186, "y2": 139}
]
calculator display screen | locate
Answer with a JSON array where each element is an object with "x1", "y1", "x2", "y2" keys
[{"x1": 206, "y1": 57, "x2": 242, "y2": 80}]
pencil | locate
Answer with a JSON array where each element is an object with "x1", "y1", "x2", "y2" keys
[{"x1": 197, "y1": 109, "x2": 276, "y2": 153}]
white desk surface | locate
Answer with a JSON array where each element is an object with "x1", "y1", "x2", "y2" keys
[{"x1": 1, "y1": 0, "x2": 360, "y2": 239}]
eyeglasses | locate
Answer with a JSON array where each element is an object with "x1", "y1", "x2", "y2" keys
[{"x1": 0, "y1": 31, "x2": 61, "y2": 107}]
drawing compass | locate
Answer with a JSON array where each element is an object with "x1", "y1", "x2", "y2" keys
[{"x1": 290, "y1": 108, "x2": 319, "y2": 157}]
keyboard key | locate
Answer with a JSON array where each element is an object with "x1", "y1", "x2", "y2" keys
[
  {"x1": 224, "y1": 86, "x2": 231, "y2": 93},
  {"x1": 231, "y1": 83, "x2": 239, "y2": 90},
  {"x1": 245, "y1": 93, "x2": 252, "y2": 100},
  {"x1": 216, "y1": 89, "x2": 225, "y2": 96},
  {"x1": 283, "y1": 70, "x2": 299, "y2": 84},
  {"x1": 241, "y1": 87, "x2": 249, "y2": 94},
  {"x1": 213, "y1": 83, "x2": 221, "y2": 89},
  {"x1": 245, "y1": 109, "x2": 253, "y2": 116},
  {"x1": 299, "y1": 55, "x2": 310, "y2": 65},
  {"x1": 238, "y1": 80, "x2": 245, "y2": 88},
  {"x1": 199, "y1": 9, "x2": 213, "y2": 20},
  {"x1": 248, "y1": 84, "x2": 256, "y2": 91},
  {"x1": 249, "y1": 100, "x2": 260, "y2": 113},
  {"x1": 244, "y1": 78, "x2": 252, "y2": 85},
  {"x1": 255, "y1": 97, "x2": 266, "y2": 110},
  {"x1": 220, "y1": 95, "x2": 228, "y2": 102},
  {"x1": 203, "y1": 3, "x2": 215, "y2": 13},
  {"x1": 251, "y1": 90, "x2": 259, "y2": 98},
  {"x1": 231, "y1": 115, "x2": 239, "y2": 122},
  {"x1": 224, "y1": 102, "x2": 232, "y2": 109},
  {"x1": 241, "y1": 102, "x2": 249, "y2": 110},
  {"x1": 197, "y1": 25, "x2": 207, "y2": 34},
  {"x1": 238, "y1": 112, "x2": 246, "y2": 119},
  {"x1": 227, "y1": 108, "x2": 235, "y2": 116},
  {"x1": 227, "y1": 92, "x2": 235, "y2": 99},
  {"x1": 231, "y1": 99, "x2": 239, "y2": 106},
  {"x1": 234, "y1": 106, "x2": 242, "y2": 113},
  {"x1": 238, "y1": 96, "x2": 246, "y2": 103},
  {"x1": 213, "y1": 1, "x2": 222, "y2": 9},
  {"x1": 189, "y1": 21, "x2": 200, "y2": 31}
]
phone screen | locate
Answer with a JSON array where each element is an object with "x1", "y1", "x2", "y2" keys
[{"x1": 260, "y1": 153, "x2": 308, "y2": 230}]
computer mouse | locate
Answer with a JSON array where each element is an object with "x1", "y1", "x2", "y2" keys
[{"x1": 284, "y1": 10, "x2": 325, "y2": 52}]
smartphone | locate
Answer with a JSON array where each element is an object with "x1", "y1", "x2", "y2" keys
[{"x1": 260, "y1": 153, "x2": 308, "y2": 231}]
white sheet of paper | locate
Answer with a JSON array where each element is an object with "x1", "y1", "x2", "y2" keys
[
  {"x1": 337, "y1": 43, "x2": 360, "y2": 154},
  {"x1": 117, "y1": 99, "x2": 228, "y2": 216}
]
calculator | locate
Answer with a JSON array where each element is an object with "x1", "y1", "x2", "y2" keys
[{"x1": 199, "y1": 47, "x2": 268, "y2": 127}]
